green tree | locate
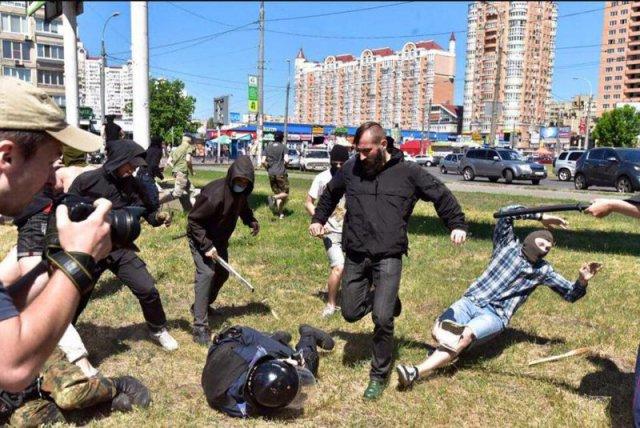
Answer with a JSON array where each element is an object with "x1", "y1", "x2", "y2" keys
[
  {"x1": 127, "y1": 78, "x2": 198, "y2": 146},
  {"x1": 592, "y1": 105, "x2": 640, "y2": 147}
]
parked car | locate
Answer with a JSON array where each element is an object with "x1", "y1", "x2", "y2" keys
[
  {"x1": 300, "y1": 149, "x2": 330, "y2": 171},
  {"x1": 414, "y1": 154, "x2": 439, "y2": 167},
  {"x1": 459, "y1": 148, "x2": 547, "y2": 184},
  {"x1": 553, "y1": 150, "x2": 584, "y2": 181},
  {"x1": 286, "y1": 149, "x2": 300, "y2": 169},
  {"x1": 574, "y1": 147, "x2": 640, "y2": 193},
  {"x1": 440, "y1": 153, "x2": 464, "y2": 174}
]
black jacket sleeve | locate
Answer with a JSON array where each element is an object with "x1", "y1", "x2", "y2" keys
[
  {"x1": 414, "y1": 168, "x2": 468, "y2": 232},
  {"x1": 239, "y1": 198, "x2": 257, "y2": 227},
  {"x1": 67, "y1": 174, "x2": 84, "y2": 196},
  {"x1": 134, "y1": 168, "x2": 162, "y2": 227},
  {"x1": 311, "y1": 170, "x2": 346, "y2": 225},
  {"x1": 188, "y1": 193, "x2": 220, "y2": 252}
]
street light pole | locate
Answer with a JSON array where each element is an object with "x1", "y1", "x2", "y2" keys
[
  {"x1": 284, "y1": 59, "x2": 291, "y2": 145},
  {"x1": 101, "y1": 12, "x2": 120, "y2": 128},
  {"x1": 573, "y1": 77, "x2": 593, "y2": 150}
]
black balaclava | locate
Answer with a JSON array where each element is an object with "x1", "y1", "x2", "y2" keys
[
  {"x1": 522, "y1": 229, "x2": 555, "y2": 264},
  {"x1": 330, "y1": 145, "x2": 350, "y2": 175}
]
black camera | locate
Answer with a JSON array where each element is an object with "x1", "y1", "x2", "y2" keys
[{"x1": 46, "y1": 194, "x2": 146, "y2": 251}]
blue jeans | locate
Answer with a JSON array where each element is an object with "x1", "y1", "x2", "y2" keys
[{"x1": 438, "y1": 297, "x2": 505, "y2": 346}]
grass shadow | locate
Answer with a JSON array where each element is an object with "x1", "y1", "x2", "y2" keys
[
  {"x1": 208, "y1": 301, "x2": 272, "y2": 330},
  {"x1": 408, "y1": 214, "x2": 640, "y2": 256},
  {"x1": 77, "y1": 318, "x2": 191, "y2": 366},
  {"x1": 330, "y1": 329, "x2": 434, "y2": 368},
  {"x1": 91, "y1": 277, "x2": 124, "y2": 301}
]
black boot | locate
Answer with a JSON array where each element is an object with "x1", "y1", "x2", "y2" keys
[
  {"x1": 111, "y1": 376, "x2": 151, "y2": 412},
  {"x1": 299, "y1": 324, "x2": 335, "y2": 351},
  {"x1": 192, "y1": 326, "x2": 211, "y2": 345}
]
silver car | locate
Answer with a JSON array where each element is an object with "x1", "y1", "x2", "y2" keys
[
  {"x1": 459, "y1": 148, "x2": 547, "y2": 184},
  {"x1": 440, "y1": 153, "x2": 464, "y2": 174},
  {"x1": 553, "y1": 150, "x2": 584, "y2": 181}
]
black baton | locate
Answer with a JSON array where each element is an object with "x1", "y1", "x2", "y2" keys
[{"x1": 493, "y1": 203, "x2": 590, "y2": 218}]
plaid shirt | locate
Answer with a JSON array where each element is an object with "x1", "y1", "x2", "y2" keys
[{"x1": 464, "y1": 205, "x2": 587, "y2": 325}]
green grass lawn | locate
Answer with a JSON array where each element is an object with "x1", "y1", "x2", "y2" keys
[{"x1": 7, "y1": 170, "x2": 640, "y2": 426}]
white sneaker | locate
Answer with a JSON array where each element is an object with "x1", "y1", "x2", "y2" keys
[
  {"x1": 322, "y1": 304, "x2": 340, "y2": 318},
  {"x1": 151, "y1": 328, "x2": 179, "y2": 351},
  {"x1": 74, "y1": 357, "x2": 99, "y2": 378}
]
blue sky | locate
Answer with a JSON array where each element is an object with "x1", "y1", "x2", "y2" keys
[{"x1": 77, "y1": 1, "x2": 604, "y2": 121}]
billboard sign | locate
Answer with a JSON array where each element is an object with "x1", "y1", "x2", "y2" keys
[{"x1": 540, "y1": 127, "x2": 559, "y2": 139}]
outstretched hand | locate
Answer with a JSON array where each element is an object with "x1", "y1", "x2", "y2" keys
[
  {"x1": 579, "y1": 262, "x2": 602, "y2": 284},
  {"x1": 540, "y1": 214, "x2": 568, "y2": 230}
]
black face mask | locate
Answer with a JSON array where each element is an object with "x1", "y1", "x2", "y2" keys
[{"x1": 522, "y1": 230, "x2": 555, "y2": 264}]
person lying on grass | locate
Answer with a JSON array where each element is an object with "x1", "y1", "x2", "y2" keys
[{"x1": 395, "y1": 204, "x2": 602, "y2": 388}]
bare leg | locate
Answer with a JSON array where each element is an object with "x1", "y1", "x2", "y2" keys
[
  {"x1": 327, "y1": 265, "x2": 343, "y2": 307},
  {"x1": 416, "y1": 327, "x2": 475, "y2": 377},
  {"x1": 0, "y1": 246, "x2": 21, "y2": 286},
  {"x1": 18, "y1": 255, "x2": 49, "y2": 303}
]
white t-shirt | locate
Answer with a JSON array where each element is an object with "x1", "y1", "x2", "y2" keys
[{"x1": 308, "y1": 169, "x2": 345, "y2": 234}]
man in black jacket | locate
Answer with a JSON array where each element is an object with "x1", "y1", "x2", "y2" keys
[
  {"x1": 309, "y1": 122, "x2": 468, "y2": 400},
  {"x1": 145, "y1": 136, "x2": 164, "y2": 181},
  {"x1": 69, "y1": 139, "x2": 178, "y2": 351},
  {"x1": 187, "y1": 156, "x2": 259, "y2": 344}
]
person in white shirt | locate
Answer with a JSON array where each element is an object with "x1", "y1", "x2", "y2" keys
[{"x1": 305, "y1": 145, "x2": 350, "y2": 317}]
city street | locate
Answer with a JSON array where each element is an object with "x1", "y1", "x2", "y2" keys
[{"x1": 195, "y1": 163, "x2": 629, "y2": 202}]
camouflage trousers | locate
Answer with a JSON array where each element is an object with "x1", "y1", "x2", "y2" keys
[{"x1": 8, "y1": 350, "x2": 116, "y2": 427}]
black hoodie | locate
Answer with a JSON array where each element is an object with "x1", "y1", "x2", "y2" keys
[
  {"x1": 312, "y1": 147, "x2": 467, "y2": 258},
  {"x1": 68, "y1": 139, "x2": 161, "y2": 226},
  {"x1": 187, "y1": 156, "x2": 257, "y2": 252}
]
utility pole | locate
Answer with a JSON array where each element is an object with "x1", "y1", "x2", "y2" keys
[
  {"x1": 131, "y1": 2, "x2": 150, "y2": 148},
  {"x1": 585, "y1": 95, "x2": 593, "y2": 149},
  {"x1": 489, "y1": 16, "x2": 503, "y2": 147},
  {"x1": 283, "y1": 59, "x2": 291, "y2": 145},
  {"x1": 256, "y1": 1, "x2": 265, "y2": 164},
  {"x1": 61, "y1": 1, "x2": 78, "y2": 127}
]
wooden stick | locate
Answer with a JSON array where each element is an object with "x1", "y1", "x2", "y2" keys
[{"x1": 528, "y1": 347, "x2": 592, "y2": 366}]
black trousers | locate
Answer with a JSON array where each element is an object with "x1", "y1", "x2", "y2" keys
[
  {"x1": 188, "y1": 239, "x2": 230, "y2": 329},
  {"x1": 271, "y1": 330, "x2": 320, "y2": 376},
  {"x1": 341, "y1": 253, "x2": 402, "y2": 381},
  {"x1": 75, "y1": 249, "x2": 167, "y2": 331}
]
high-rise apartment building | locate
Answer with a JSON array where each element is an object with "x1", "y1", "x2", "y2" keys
[
  {"x1": 77, "y1": 44, "x2": 133, "y2": 126},
  {"x1": 0, "y1": 1, "x2": 65, "y2": 106},
  {"x1": 597, "y1": 1, "x2": 639, "y2": 116},
  {"x1": 294, "y1": 37, "x2": 456, "y2": 129},
  {"x1": 462, "y1": 1, "x2": 557, "y2": 146}
]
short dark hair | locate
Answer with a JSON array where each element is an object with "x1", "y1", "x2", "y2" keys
[
  {"x1": 354, "y1": 122, "x2": 385, "y2": 147},
  {"x1": 0, "y1": 130, "x2": 50, "y2": 161},
  {"x1": 274, "y1": 131, "x2": 284, "y2": 142}
]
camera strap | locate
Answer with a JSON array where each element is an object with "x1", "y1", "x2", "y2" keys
[{"x1": 46, "y1": 251, "x2": 97, "y2": 296}]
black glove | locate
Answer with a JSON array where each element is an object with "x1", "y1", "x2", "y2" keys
[{"x1": 111, "y1": 376, "x2": 151, "y2": 412}]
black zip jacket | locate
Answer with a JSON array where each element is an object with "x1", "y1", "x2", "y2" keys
[
  {"x1": 312, "y1": 148, "x2": 468, "y2": 258},
  {"x1": 187, "y1": 156, "x2": 257, "y2": 252},
  {"x1": 68, "y1": 139, "x2": 162, "y2": 226}
]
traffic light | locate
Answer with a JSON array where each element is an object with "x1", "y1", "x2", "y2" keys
[{"x1": 213, "y1": 96, "x2": 229, "y2": 126}]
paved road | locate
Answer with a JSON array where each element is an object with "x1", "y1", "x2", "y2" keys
[{"x1": 194, "y1": 164, "x2": 630, "y2": 202}]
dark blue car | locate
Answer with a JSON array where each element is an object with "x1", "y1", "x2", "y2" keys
[{"x1": 574, "y1": 147, "x2": 640, "y2": 193}]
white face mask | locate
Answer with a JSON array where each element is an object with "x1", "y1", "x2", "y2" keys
[{"x1": 232, "y1": 184, "x2": 246, "y2": 193}]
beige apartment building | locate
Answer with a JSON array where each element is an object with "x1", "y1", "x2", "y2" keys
[
  {"x1": 547, "y1": 95, "x2": 597, "y2": 135},
  {"x1": 294, "y1": 36, "x2": 456, "y2": 130},
  {"x1": 597, "y1": 1, "x2": 640, "y2": 116},
  {"x1": 0, "y1": 1, "x2": 66, "y2": 105},
  {"x1": 462, "y1": 1, "x2": 557, "y2": 146}
]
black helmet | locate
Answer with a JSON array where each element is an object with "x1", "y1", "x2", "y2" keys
[{"x1": 245, "y1": 357, "x2": 300, "y2": 409}]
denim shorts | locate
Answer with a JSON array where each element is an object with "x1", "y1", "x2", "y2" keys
[
  {"x1": 438, "y1": 297, "x2": 505, "y2": 345},
  {"x1": 16, "y1": 210, "x2": 49, "y2": 259}
]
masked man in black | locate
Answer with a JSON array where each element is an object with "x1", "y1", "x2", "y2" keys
[
  {"x1": 187, "y1": 156, "x2": 259, "y2": 344},
  {"x1": 69, "y1": 139, "x2": 178, "y2": 351},
  {"x1": 309, "y1": 121, "x2": 468, "y2": 400},
  {"x1": 202, "y1": 324, "x2": 334, "y2": 418}
]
